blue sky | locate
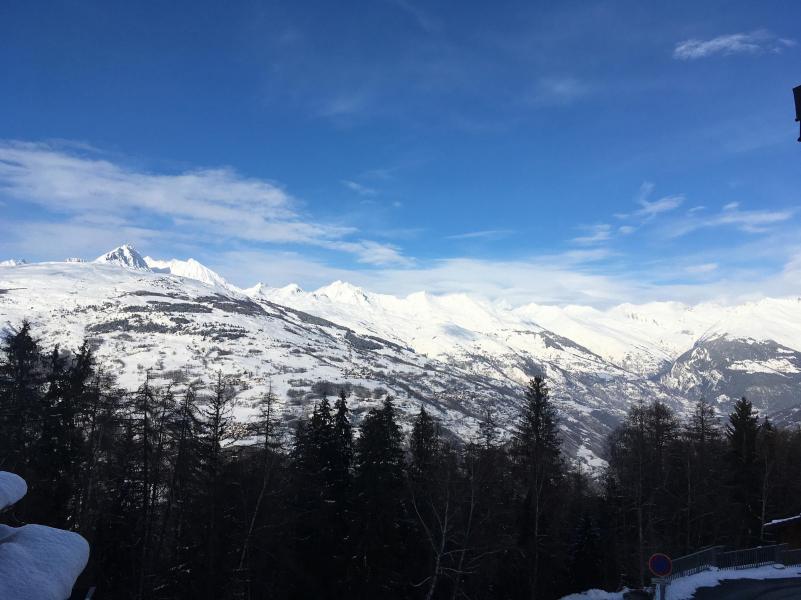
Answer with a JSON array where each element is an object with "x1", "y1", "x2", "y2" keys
[{"x1": 1, "y1": 0, "x2": 800, "y2": 305}]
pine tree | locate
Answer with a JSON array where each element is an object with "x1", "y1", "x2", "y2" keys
[
  {"x1": 354, "y1": 396, "x2": 407, "y2": 598},
  {"x1": 511, "y1": 376, "x2": 563, "y2": 600},
  {"x1": 409, "y1": 404, "x2": 439, "y2": 482},
  {"x1": 726, "y1": 397, "x2": 761, "y2": 545},
  {"x1": 0, "y1": 321, "x2": 44, "y2": 473}
]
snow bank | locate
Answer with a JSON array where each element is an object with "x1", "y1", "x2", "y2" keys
[
  {"x1": 560, "y1": 589, "x2": 626, "y2": 600},
  {"x1": 0, "y1": 471, "x2": 90, "y2": 600},
  {"x1": 0, "y1": 472, "x2": 27, "y2": 510},
  {"x1": 0, "y1": 524, "x2": 90, "y2": 600},
  {"x1": 666, "y1": 565, "x2": 801, "y2": 600}
]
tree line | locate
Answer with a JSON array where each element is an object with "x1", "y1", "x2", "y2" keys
[{"x1": 1, "y1": 322, "x2": 801, "y2": 600}]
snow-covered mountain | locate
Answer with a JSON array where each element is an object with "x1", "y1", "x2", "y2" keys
[
  {"x1": 95, "y1": 244, "x2": 150, "y2": 270},
  {"x1": 144, "y1": 256, "x2": 231, "y2": 290},
  {"x1": 2, "y1": 245, "x2": 801, "y2": 468}
]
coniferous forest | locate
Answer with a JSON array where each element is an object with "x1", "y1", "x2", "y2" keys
[{"x1": 2, "y1": 322, "x2": 801, "y2": 600}]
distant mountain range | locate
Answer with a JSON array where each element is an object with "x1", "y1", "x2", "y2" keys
[{"x1": 2, "y1": 245, "x2": 800, "y2": 468}]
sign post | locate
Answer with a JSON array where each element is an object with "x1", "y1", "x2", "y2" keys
[
  {"x1": 794, "y1": 85, "x2": 801, "y2": 142},
  {"x1": 648, "y1": 553, "x2": 672, "y2": 600}
]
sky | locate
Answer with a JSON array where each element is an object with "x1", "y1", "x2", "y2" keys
[{"x1": 1, "y1": 0, "x2": 800, "y2": 306}]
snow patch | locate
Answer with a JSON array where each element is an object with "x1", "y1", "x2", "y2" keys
[
  {"x1": 728, "y1": 358, "x2": 799, "y2": 375},
  {"x1": 666, "y1": 565, "x2": 801, "y2": 600}
]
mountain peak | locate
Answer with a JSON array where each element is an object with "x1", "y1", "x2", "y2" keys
[
  {"x1": 314, "y1": 281, "x2": 369, "y2": 303},
  {"x1": 143, "y1": 256, "x2": 229, "y2": 288},
  {"x1": 94, "y1": 245, "x2": 149, "y2": 270}
]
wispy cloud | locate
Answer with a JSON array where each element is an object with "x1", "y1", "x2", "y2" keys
[
  {"x1": 572, "y1": 224, "x2": 612, "y2": 245},
  {"x1": 0, "y1": 140, "x2": 410, "y2": 266},
  {"x1": 685, "y1": 262, "x2": 718, "y2": 275},
  {"x1": 633, "y1": 182, "x2": 683, "y2": 219},
  {"x1": 636, "y1": 194, "x2": 684, "y2": 219},
  {"x1": 446, "y1": 229, "x2": 513, "y2": 241},
  {"x1": 673, "y1": 30, "x2": 795, "y2": 60},
  {"x1": 342, "y1": 180, "x2": 378, "y2": 196},
  {"x1": 665, "y1": 203, "x2": 795, "y2": 237}
]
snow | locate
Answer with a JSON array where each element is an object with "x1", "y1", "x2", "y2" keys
[
  {"x1": 4, "y1": 245, "x2": 801, "y2": 468},
  {"x1": 0, "y1": 472, "x2": 89, "y2": 600},
  {"x1": 0, "y1": 472, "x2": 27, "y2": 510},
  {"x1": 95, "y1": 244, "x2": 150, "y2": 270},
  {"x1": 0, "y1": 524, "x2": 90, "y2": 600},
  {"x1": 666, "y1": 565, "x2": 801, "y2": 600},
  {"x1": 0, "y1": 259, "x2": 28, "y2": 267},
  {"x1": 577, "y1": 444, "x2": 608, "y2": 470},
  {"x1": 144, "y1": 256, "x2": 231, "y2": 289},
  {"x1": 728, "y1": 358, "x2": 800, "y2": 374},
  {"x1": 560, "y1": 589, "x2": 626, "y2": 600},
  {"x1": 765, "y1": 514, "x2": 801, "y2": 527}
]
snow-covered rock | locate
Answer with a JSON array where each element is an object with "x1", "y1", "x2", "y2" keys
[{"x1": 0, "y1": 472, "x2": 89, "y2": 600}]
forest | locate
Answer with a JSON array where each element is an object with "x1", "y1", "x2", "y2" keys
[{"x1": 2, "y1": 321, "x2": 801, "y2": 600}]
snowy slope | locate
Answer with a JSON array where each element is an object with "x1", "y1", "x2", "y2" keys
[
  {"x1": 0, "y1": 261, "x2": 538, "y2": 456},
  {"x1": 3, "y1": 247, "x2": 801, "y2": 466},
  {"x1": 0, "y1": 256, "x2": 682, "y2": 467},
  {"x1": 516, "y1": 298, "x2": 801, "y2": 377}
]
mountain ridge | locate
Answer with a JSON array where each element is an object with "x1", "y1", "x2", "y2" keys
[{"x1": 3, "y1": 246, "x2": 801, "y2": 468}]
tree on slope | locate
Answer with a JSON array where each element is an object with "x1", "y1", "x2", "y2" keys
[
  {"x1": 511, "y1": 376, "x2": 563, "y2": 600},
  {"x1": 725, "y1": 397, "x2": 760, "y2": 545}
]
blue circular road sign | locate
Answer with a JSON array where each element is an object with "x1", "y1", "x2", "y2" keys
[{"x1": 648, "y1": 553, "x2": 672, "y2": 577}]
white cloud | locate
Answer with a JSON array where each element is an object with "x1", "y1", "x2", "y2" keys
[
  {"x1": 673, "y1": 30, "x2": 795, "y2": 60},
  {"x1": 572, "y1": 224, "x2": 612, "y2": 245},
  {"x1": 664, "y1": 204, "x2": 795, "y2": 237},
  {"x1": 215, "y1": 245, "x2": 801, "y2": 308},
  {"x1": 618, "y1": 225, "x2": 636, "y2": 235},
  {"x1": 446, "y1": 229, "x2": 513, "y2": 241},
  {"x1": 0, "y1": 140, "x2": 410, "y2": 266},
  {"x1": 685, "y1": 262, "x2": 718, "y2": 275},
  {"x1": 342, "y1": 180, "x2": 378, "y2": 196},
  {"x1": 636, "y1": 194, "x2": 684, "y2": 219},
  {"x1": 627, "y1": 182, "x2": 683, "y2": 220}
]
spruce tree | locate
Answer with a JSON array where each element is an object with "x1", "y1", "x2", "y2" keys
[
  {"x1": 726, "y1": 397, "x2": 760, "y2": 545},
  {"x1": 511, "y1": 376, "x2": 563, "y2": 599},
  {"x1": 354, "y1": 396, "x2": 407, "y2": 598}
]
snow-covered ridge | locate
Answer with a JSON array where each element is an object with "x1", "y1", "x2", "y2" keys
[
  {"x1": 4, "y1": 245, "x2": 801, "y2": 465},
  {"x1": 144, "y1": 256, "x2": 231, "y2": 290}
]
